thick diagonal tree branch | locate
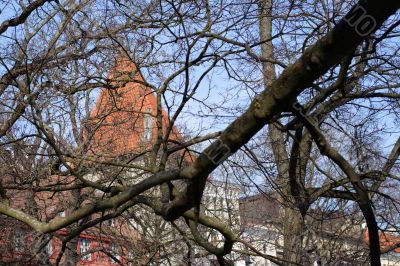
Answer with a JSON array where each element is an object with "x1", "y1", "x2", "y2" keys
[
  {"x1": 0, "y1": 2, "x2": 399, "y2": 256},
  {"x1": 0, "y1": 170, "x2": 182, "y2": 233},
  {"x1": 164, "y1": 0, "x2": 400, "y2": 220}
]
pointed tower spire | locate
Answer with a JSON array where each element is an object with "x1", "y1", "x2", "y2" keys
[
  {"x1": 86, "y1": 52, "x2": 192, "y2": 163},
  {"x1": 87, "y1": 53, "x2": 157, "y2": 157}
]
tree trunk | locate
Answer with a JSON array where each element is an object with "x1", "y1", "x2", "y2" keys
[
  {"x1": 258, "y1": 1, "x2": 309, "y2": 264},
  {"x1": 282, "y1": 207, "x2": 306, "y2": 264}
]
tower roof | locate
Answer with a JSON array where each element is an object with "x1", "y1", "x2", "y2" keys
[{"x1": 87, "y1": 53, "x2": 188, "y2": 160}]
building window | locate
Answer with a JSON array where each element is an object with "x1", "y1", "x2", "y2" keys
[
  {"x1": 127, "y1": 249, "x2": 136, "y2": 266},
  {"x1": 143, "y1": 110, "x2": 153, "y2": 141},
  {"x1": 109, "y1": 243, "x2": 120, "y2": 264},
  {"x1": 245, "y1": 255, "x2": 253, "y2": 265},
  {"x1": 12, "y1": 234, "x2": 25, "y2": 252},
  {"x1": 107, "y1": 219, "x2": 116, "y2": 227},
  {"x1": 45, "y1": 240, "x2": 53, "y2": 257},
  {"x1": 79, "y1": 239, "x2": 91, "y2": 260}
]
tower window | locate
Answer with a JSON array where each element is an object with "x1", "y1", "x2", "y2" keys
[
  {"x1": 79, "y1": 238, "x2": 91, "y2": 260},
  {"x1": 109, "y1": 243, "x2": 120, "y2": 264},
  {"x1": 143, "y1": 110, "x2": 153, "y2": 141},
  {"x1": 45, "y1": 240, "x2": 53, "y2": 256}
]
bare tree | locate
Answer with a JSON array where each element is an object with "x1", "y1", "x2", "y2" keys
[{"x1": 0, "y1": 0, "x2": 399, "y2": 265}]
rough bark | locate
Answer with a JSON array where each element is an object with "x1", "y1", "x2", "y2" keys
[
  {"x1": 258, "y1": 0, "x2": 313, "y2": 264},
  {"x1": 0, "y1": 4, "x2": 398, "y2": 263}
]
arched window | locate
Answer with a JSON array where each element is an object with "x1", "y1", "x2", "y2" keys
[{"x1": 143, "y1": 109, "x2": 153, "y2": 141}]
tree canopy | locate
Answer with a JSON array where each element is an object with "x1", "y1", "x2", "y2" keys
[{"x1": 0, "y1": 0, "x2": 399, "y2": 265}]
